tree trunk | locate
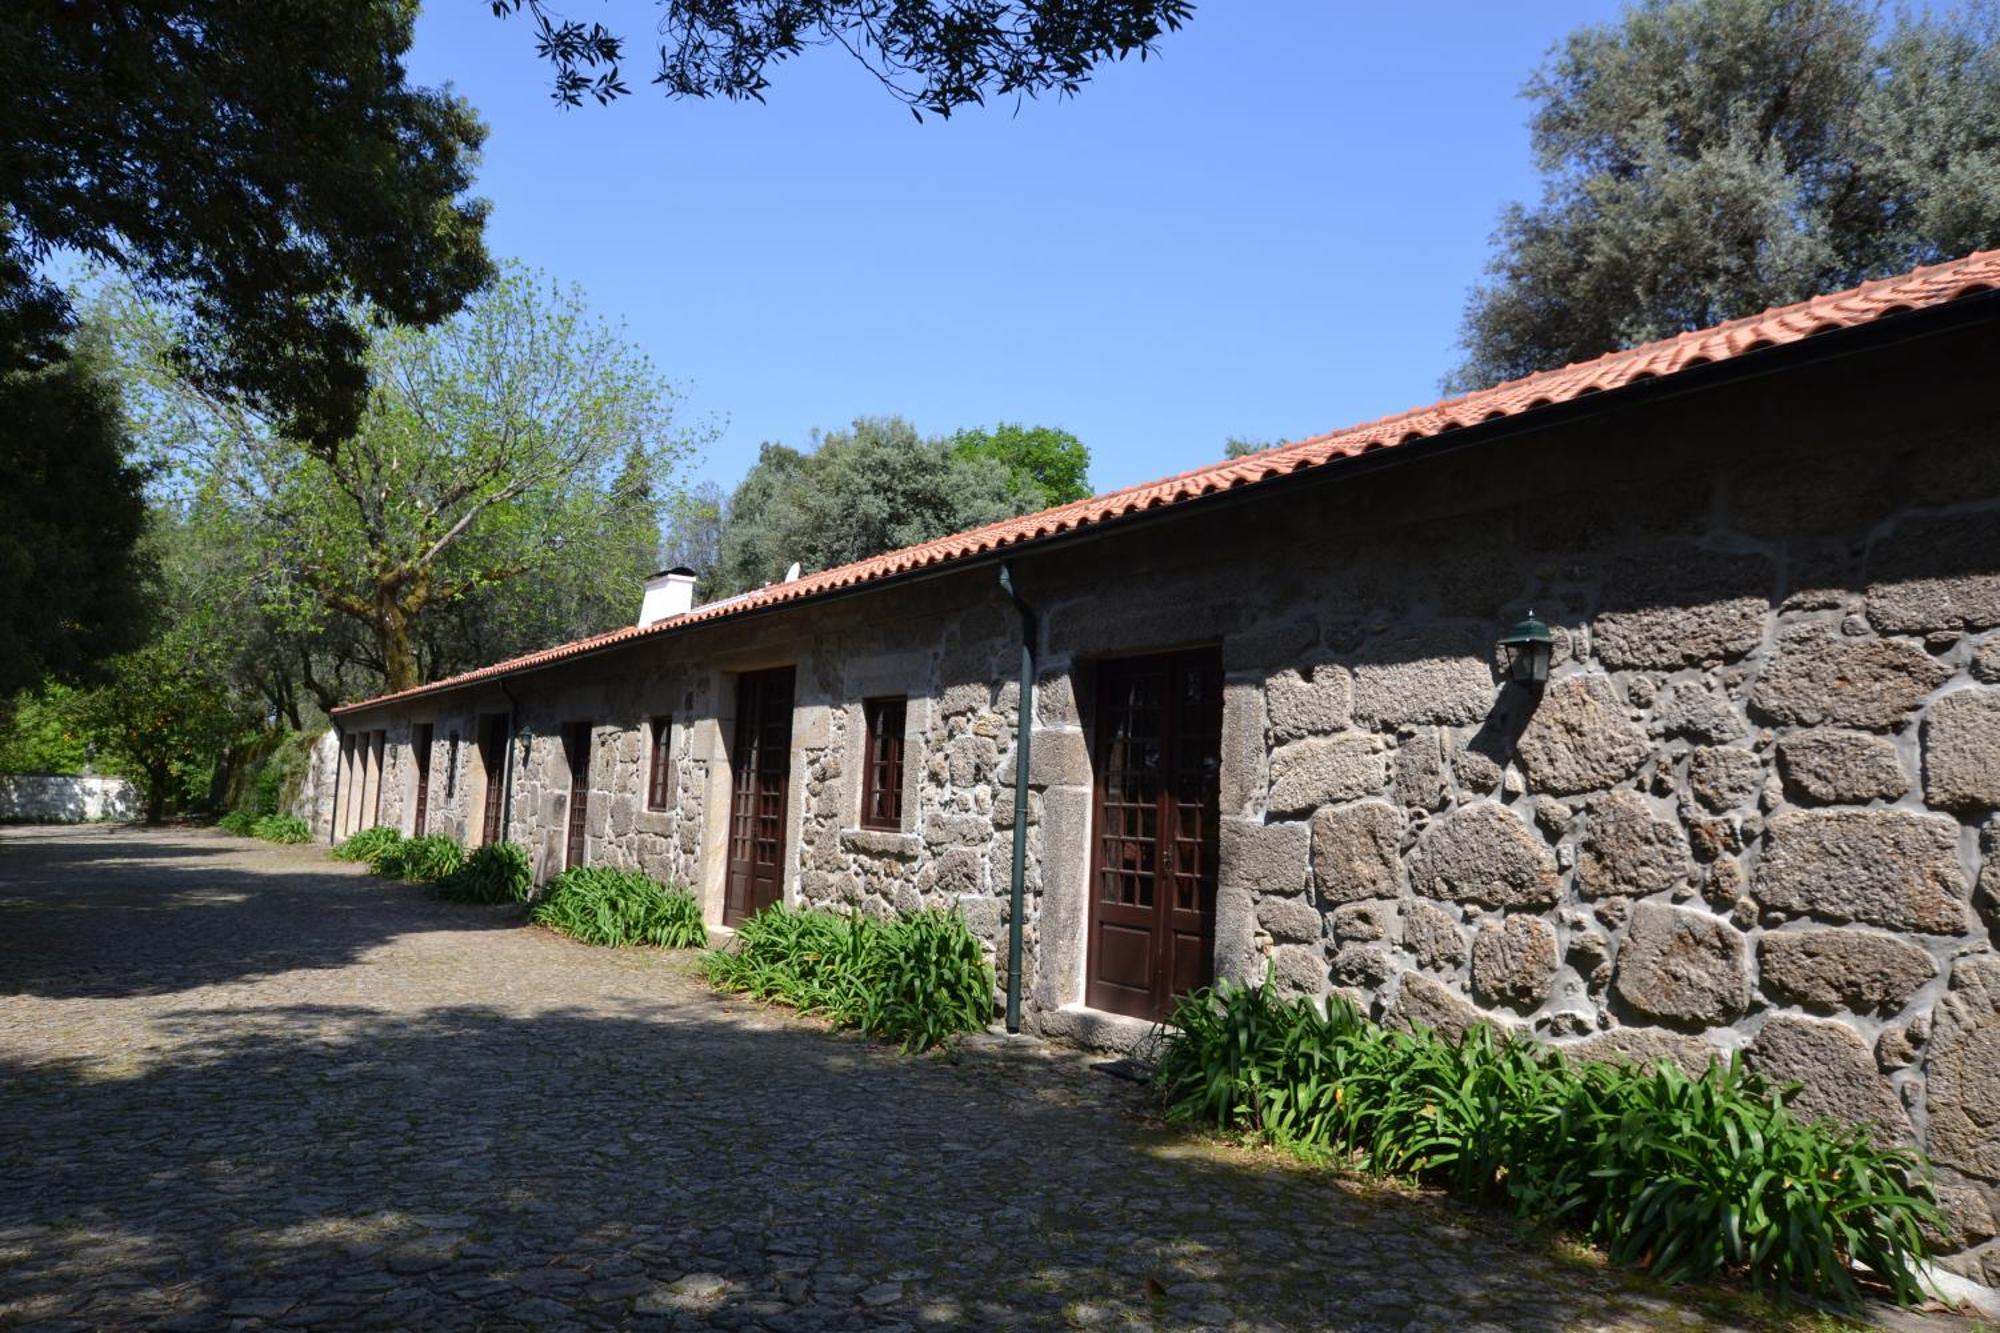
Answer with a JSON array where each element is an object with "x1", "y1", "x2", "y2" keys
[
  {"x1": 145, "y1": 763, "x2": 171, "y2": 825},
  {"x1": 375, "y1": 586, "x2": 419, "y2": 694}
]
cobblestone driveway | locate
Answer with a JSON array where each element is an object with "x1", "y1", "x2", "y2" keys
[{"x1": 0, "y1": 824, "x2": 1933, "y2": 1331}]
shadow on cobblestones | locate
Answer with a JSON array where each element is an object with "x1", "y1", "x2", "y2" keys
[
  {"x1": 0, "y1": 825, "x2": 1939, "y2": 1331},
  {"x1": 0, "y1": 996, "x2": 1733, "y2": 1332},
  {"x1": 0, "y1": 826, "x2": 517, "y2": 1001}
]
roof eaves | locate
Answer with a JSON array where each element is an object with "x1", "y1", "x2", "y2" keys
[{"x1": 332, "y1": 248, "x2": 2000, "y2": 718}]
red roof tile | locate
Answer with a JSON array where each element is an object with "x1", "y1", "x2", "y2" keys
[{"x1": 336, "y1": 248, "x2": 2000, "y2": 715}]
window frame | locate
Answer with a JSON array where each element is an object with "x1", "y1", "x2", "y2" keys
[
  {"x1": 859, "y1": 696, "x2": 908, "y2": 832},
  {"x1": 646, "y1": 714, "x2": 676, "y2": 812}
]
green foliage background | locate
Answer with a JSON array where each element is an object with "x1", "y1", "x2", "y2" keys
[
  {"x1": 709, "y1": 416, "x2": 1084, "y2": 596},
  {"x1": 1454, "y1": 0, "x2": 2000, "y2": 388}
]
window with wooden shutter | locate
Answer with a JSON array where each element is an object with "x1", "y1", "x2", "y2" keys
[
  {"x1": 647, "y1": 715, "x2": 675, "y2": 811},
  {"x1": 860, "y1": 697, "x2": 907, "y2": 831}
]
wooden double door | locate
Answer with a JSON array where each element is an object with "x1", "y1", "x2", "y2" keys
[
  {"x1": 725, "y1": 666, "x2": 795, "y2": 927},
  {"x1": 1088, "y1": 647, "x2": 1224, "y2": 1022}
]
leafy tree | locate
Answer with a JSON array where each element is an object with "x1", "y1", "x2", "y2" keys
[
  {"x1": 0, "y1": 335, "x2": 151, "y2": 703},
  {"x1": 715, "y1": 418, "x2": 1028, "y2": 594},
  {"x1": 493, "y1": 0, "x2": 1194, "y2": 118},
  {"x1": 659, "y1": 480, "x2": 730, "y2": 598},
  {"x1": 105, "y1": 270, "x2": 702, "y2": 694},
  {"x1": 2, "y1": 0, "x2": 492, "y2": 452},
  {"x1": 1223, "y1": 436, "x2": 1274, "y2": 460},
  {"x1": 0, "y1": 684, "x2": 89, "y2": 776},
  {"x1": 1451, "y1": 0, "x2": 2000, "y2": 390},
  {"x1": 949, "y1": 423, "x2": 1091, "y2": 507},
  {"x1": 72, "y1": 631, "x2": 250, "y2": 823}
]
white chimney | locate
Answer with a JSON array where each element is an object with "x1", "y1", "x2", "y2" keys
[{"x1": 638, "y1": 567, "x2": 698, "y2": 627}]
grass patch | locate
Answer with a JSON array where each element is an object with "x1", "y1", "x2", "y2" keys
[
  {"x1": 530, "y1": 866, "x2": 706, "y2": 948},
  {"x1": 1154, "y1": 979, "x2": 1939, "y2": 1309},
  {"x1": 702, "y1": 904, "x2": 993, "y2": 1053},
  {"x1": 432, "y1": 841, "x2": 533, "y2": 904}
]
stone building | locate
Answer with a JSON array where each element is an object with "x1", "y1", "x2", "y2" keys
[{"x1": 326, "y1": 251, "x2": 2000, "y2": 1282}]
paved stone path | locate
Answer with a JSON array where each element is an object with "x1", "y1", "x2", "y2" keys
[{"x1": 0, "y1": 824, "x2": 1959, "y2": 1332}]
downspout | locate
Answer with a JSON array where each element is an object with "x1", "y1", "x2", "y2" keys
[
  {"x1": 327, "y1": 719, "x2": 344, "y2": 847},
  {"x1": 498, "y1": 678, "x2": 520, "y2": 844},
  {"x1": 998, "y1": 561, "x2": 1036, "y2": 1035}
]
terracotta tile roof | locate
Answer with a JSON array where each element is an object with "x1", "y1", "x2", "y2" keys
[{"x1": 335, "y1": 248, "x2": 2000, "y2": 715}]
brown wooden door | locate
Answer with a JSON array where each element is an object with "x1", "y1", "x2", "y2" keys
[
  {"x1": 725, "y1": 667, "x2": 795, "y2": 926},
  {"x1": 1087, "y1": 647, "x2": 1223, "y2": 1021},
  {"x1": 564, "y1": 723, "x2": 592, "y2": 871},
  {"x1": 410, "y1": 724, "x2": 432, "y2": 835}
]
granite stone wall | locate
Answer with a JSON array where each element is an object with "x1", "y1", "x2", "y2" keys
[
  {"x1": 1201, "y1": 500, "x2": 2000, "y2": 1279},
  {"x1": 322, "y1": 332, "x2": 2000, "y2": 1280}
]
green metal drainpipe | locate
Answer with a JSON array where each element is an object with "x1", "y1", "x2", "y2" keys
[{"x1": 998, "y1": 561, "x2": 1036, "y2": 1035}]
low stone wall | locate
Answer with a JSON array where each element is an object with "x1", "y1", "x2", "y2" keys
[{"x1": 0, "y1": 774, "x2": 136, "y2": 823}]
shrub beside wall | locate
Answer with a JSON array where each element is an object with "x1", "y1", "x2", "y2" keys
[
  {"x1": 530, "y1": 867, "x2": 706, "y2": 948},
  {"x1": 1155, "y1": 979, "x2": 1939, "y2": 1307},
  {"x1": 433, "y1": 842, "x2": 533, "y2": 904},
  {"x1": 377, "y1": 834, "x2": 465, "y2": 882},
  {"x1": 333, "y1": 826, "x2": 403, "y2": 868},
  {"x1": 217, "y1": 810, "x2": 311, "y2": 844},
  {"x1": 704, "y1": 905, "x2": 994, "y2": 1053}
]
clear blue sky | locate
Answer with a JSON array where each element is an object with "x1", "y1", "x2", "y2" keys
[{"x1": 404, "y1": 1, "x2": 1623, "y2": 497}]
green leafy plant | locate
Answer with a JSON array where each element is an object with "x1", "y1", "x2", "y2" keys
[
  {"x1": 860, "y1": 909, "x2": 996, "y2": 1053},
  {"x1": 1154, "y1": 979, "x2": 1939, "y2": 1307},
  {"x1": 703, "y1": 905, "x2": 994, "y2": 1053},
  {"x1": 433, "y1": 841, "x2": 533, "y2": 904},
  {"x1": 216, "y1": 809, "x2": 258, "y2": 836},
  {"x1": 531, "y1": 866, "x2": 706, "y2": 948},
  {"x1": 333, "y1": 825, "x2": 402, "y2": 865},
  {"x1": 250, "y1": 814, "x2": 312, "y2": 845},
  {"x1": 704, "y1": 904, "x2": 873, "y2": 1015},
  {"x1": 376, "y1": 833, "x2": 464, "y2": 882}
]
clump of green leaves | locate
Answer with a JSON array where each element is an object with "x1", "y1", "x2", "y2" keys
[
  {"x1": 220, "y1": 809, "x2": 312, "y2": 843},
  {"x1": 333, "y1": 825, "x2": 402, "y2": 865},
  {"x1": 531, "y1": 866, "x2": 706, "y2": 948},
  {"x1": 250, "y1": 814, "x2": 311, "y2": 845},
  {"x1": 1155, "y1": 980, "x2": 1939, "y2": 1307},
  {"x1": 433, "y1": 841, "x2": 533, "y2": 904},
  {"x1": 1452, "y1": 0, "x2": 2000, "y2": 390},
  {"x1": 376, "y1": 833, "x2": 464, "y2": 882},
  {"x1": 703, "y1": 905, "x2": 994, "y2": 1053}
]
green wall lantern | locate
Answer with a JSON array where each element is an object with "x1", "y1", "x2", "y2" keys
[{"x1": 1500, "y1": 612, "x2": 1554, "y2": 686}]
